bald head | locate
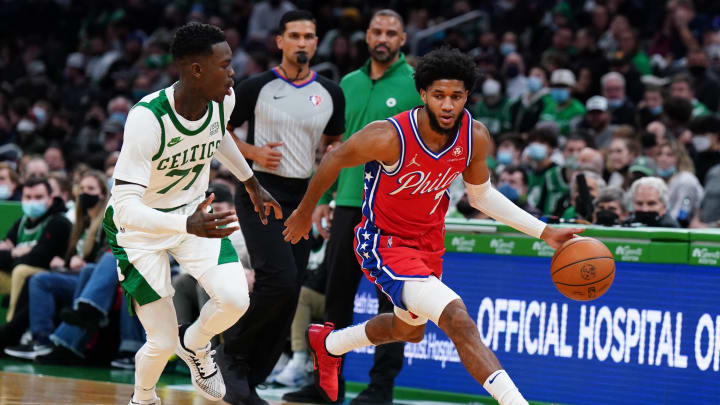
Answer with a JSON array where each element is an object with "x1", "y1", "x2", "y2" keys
[{"x1": 576, "y1": 147, "x2": 605, "y2": 174}]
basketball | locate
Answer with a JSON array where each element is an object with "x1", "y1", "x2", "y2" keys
[{"x1": 550, "y1": 237, "x2": 615, "y2": 301}]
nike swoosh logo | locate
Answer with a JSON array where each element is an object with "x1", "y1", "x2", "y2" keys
[
  {"x1": 273, "y1": 95, "x2": 286, "y2": 100},
  {"x1": 488, "y1": 371, "x2": 503, "y2": 384},
  {"x1": 167, "y1": 137, "x2": 182, "y2": 147}
]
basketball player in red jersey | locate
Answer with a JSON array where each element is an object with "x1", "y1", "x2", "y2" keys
[{"x1": 283, "y1": 47, "x2": 582, "y2": 405}]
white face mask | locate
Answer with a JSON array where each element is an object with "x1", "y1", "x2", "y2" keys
[{"x1": 692, "y1": 135, "x2": 712, "y2": 152}]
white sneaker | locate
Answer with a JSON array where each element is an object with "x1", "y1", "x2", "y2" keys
[
  {"x1": 265, "y1": 351, "x2": 289, "y2": 384},
  {"x1": 175, "y1": 326, "x2": 225, "y2": 401},
  {"x1": 274, "y1": 353, "x2": 310, "y2": 387},
  {"x1": 128, "y1": 395, "x2": 161, "y2": 404}
]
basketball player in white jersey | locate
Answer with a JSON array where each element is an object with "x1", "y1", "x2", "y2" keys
[{"x1": 104, "y1": 23, "x2": 281, "y2": 405}]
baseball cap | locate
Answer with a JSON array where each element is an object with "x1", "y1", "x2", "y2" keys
[
  {"x1": 586, "y1": 96, "x2": 608, "y2": 112},
  {"x1": 66, "y1": 52, "x2": 85, "y2": 70},
  {"x1": 551, "y1": 69, "x2": 576, "y2": 87},
  {"x1": 629, "y1": 156, "x2": 657, "y2": 176}
]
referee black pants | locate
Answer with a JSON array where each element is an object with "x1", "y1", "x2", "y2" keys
[
  {"x1": 223, "y1": 173, "x2": 312, "y2": 387},
  {"x1": 324, "y1": 206, "x2": 404, "y2": 392}
]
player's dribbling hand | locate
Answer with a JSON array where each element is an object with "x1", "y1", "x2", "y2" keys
[
  {"x1": 282, "y1": 208, "x2": 312, "y2": 244},
  {"x1": 186, "y1": 193, "x2": 240, "y2": 238},
  {"x1": 244, "y1": 176, "x2": 283, "y2": 225},
  {"x1": 540, "y1": 226, "x2": 585, "y2": 249}
]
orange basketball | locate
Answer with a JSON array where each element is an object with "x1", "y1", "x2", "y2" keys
[{"x1": 550, "y1": 237, "x2": 615, "y2": 301}]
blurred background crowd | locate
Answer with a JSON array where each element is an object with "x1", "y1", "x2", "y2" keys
[{"x1": 1, "y1": 0, "x2": 720, "y2": 376}]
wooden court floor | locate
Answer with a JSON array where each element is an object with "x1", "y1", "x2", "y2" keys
[{"x1": 0, "y1": 371, "x2": 284, "y2": 405}]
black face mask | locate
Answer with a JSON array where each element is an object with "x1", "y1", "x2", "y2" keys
[
  {"x1": 595, "y1": 210, "x2": 619, "y2": 226},
  {"x1": 689, "y1": 66, "x2": 707, "y2": 77},
  {"x1": 79, "y1": 193, "x2": 100, "y2": 209},
  {"x1": 506, "y1": 64, "x2": 519, "y2": 78},
  {"x1": 634, "y1": 210, "x2": 661, "y2": 226}
]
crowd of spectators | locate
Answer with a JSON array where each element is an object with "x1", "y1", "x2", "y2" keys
[{"x1": 2, "y1": 0, "x2": 720, "y2": 373}]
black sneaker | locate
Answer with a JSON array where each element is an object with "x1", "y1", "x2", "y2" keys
[
  {"x1": 214, "y1": 343, "x2": 250, "y2": 404},
  {"x1": 243, "y1": 386, "x2": 269, "y2": 405},
  {"x1": 60, "y1": 303, "x2": 104, "y2": 330},
  {"x1": 350, "y1": 385, "x2": 393, "y2": 405},
  {"x1": 282, "y1": 380, "x2": 345, "y2": 404},
  {"x1": 35, "y1": 345, "x2": 83, "y2": 365},
  {"x1": 4, "y1": 341, "x2": 52, "y2": 360},
  {"x1": 111, "y1": 352, "x2": 136, "y2": 370}
]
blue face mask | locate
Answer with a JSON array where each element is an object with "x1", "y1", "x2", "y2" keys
[
  {"x1": 607, "y1": 99, "x2": 623, "y2": 109},
  {"x1": 657, "y1": 165, "x2": 677, "y2": 178},
  {"x1": 527, "y1": 143, "x2": 548, "y2": 161},
  {"x1": 528, "y1": 77, "x2": 543, "y2": 93},
  {"x1": 107, "y1": 178, "x2": 114, "y2": 191},
  {"x1": 650, "y1": 105, "x2": 662, "y2": 115},
  {"x1": 500, "y1": 43, "x2": 516, "y2": 56},
  {"x1": 0, "y1": 185, "x2": 11, "y2": 200},
  {"x1": 550, "y1": 88, "x2": 569, "y2": 103},
  {"x1": 496, "y1": 150, "x2": 514, "y2": 165},
  {"x1": 498, "y1": 183, "x2": 520, "y2": 203},
  {"x1": 22, "y1": 200, "x2": 48, "y2": 219}
]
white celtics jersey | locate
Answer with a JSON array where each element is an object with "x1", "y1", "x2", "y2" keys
[{"x1": 113, "y1": 85, "x2": 235, "y2": 209}]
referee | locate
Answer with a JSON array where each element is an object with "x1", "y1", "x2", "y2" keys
[
  {"x1": 283, "y1": 9, "x2": 422, "y2": 405},
  {"x1": 219, "y1": 10, "x2": 345, "y2": 405}
]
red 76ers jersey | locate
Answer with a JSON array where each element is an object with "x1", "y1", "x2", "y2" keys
[{"x1": 360, "y1": 107, "x2": 473, "y2": 238}]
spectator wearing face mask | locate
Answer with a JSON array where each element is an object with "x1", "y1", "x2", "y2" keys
[
  {"x1": 509, "y1": 66, "x2": 553, "y2": 133},
  {"x1": 601, "y1": 72, "x2": 636, "y2": 126},
  {"x1": 636, "y1": 87, "x2": 665, "y2": 129},
  {"x1": 501, "y1": 52, "x2": 528, "y2": 101},
  {"x1": 686, "y1": 47, "x2": 720, "y2": 112},
  {"x1": 0, "y1": 176, "x2": 72, "y2": 351},
  {"x1": 525, "y1": 127, "x2": 569, "y2": 216},
  {"x1": 540, "y1": 69, "x2": 585, "y2": 136},
  {"x1": 624, "y1": 176, "x2": 680, "y2": 227},
  {"x1": 472, "y1": 78, "x2": 511, "y2": 136},
  {"x1": 561, "y1": 171, "x2": 607, "y2": 222},
  {"x1": 497, "y1": 166, "x2": 540, "y2": 216},
  {"x1": 689, "y1": 114, "x2": 720, "y2": 184},
  {"x1": 577, "y1": 96, "x2": 614, "y2": 148},
  {"x1": 0, "y1": 162, "x2": 21, "y2": 201},
  {"x1": 562, "y1": 132, "x2": 591, "y2": 170},
  {"x1": 655, "y1": 138, "x2": 703, "y2": 226},
  {"x1": 494, "y1": 133, "x2": 525, "y2": 172},
  {"x1": 592, "y1": 187, "x2": 629, "y2": 226}
]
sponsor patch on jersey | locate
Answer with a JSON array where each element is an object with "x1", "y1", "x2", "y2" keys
[
  {"x1": 309, "y1": 95, "x2": 323, "y2": 107},
  {"x1": 386, "y1": 97, "x2": 397, "y2": 107},
  {"x1": 452, "y1": 146, "x2": 463, "y2": 157},
  {"x1": 167, "y1": 136, "x2": 182, "y2": 147}
]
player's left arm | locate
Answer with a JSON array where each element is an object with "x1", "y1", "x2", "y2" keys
[
  {"x1": 462, "y1": 120, "x2": 582, "y2": 249},
  {"x1": 216, "y1": 88, "x2": 282, "y2": 223}
]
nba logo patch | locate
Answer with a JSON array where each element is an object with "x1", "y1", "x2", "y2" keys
[
  {"x1": 452, "y1": 146, "x2": 463, "y2": 157},
  {"x1": 309, "y1": 95, "x2": 323, "y2": 107}
]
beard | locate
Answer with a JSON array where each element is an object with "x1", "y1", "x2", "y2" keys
[
  {"x1": 369, "y1": 44, "x2": 398, "y2": 63},
  {"x1": 426, "y1": 106, "x2": 463, "y2": 136}
]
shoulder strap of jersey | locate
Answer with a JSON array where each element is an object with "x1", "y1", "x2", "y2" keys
[
  {"x1": 465, "y1": 108, "x2": 473, "y2": 167},
  {"x1": 133, "y1": 97, "x2": 167, "y2": 161},
  {"x1": 218, "y1": 100, "x2": 225, "y2": 136}
]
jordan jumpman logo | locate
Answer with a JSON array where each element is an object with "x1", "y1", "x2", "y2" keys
[{"x1": 407, "y1": 153, "x2": 421, "y2": 167}]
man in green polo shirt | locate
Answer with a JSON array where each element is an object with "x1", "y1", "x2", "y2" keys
[{"x1": 282, "y1": 9, "x2": 421, "y2": 405}]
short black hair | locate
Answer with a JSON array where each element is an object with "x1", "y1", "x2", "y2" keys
[
  {"x1": 528, "y1": 126, "x2": 559, "y2": 149},
  {"x1": 23, "y1": 175, "x2": 52, "y2": 195},
  {"x1": 663, "y1": 96, "x2": 693, "y2": 125},
  {"x1": 414, "y1": 47, "x2": 478, "y2": 92},
  {"x1": 501, "y1": 165, "x2": 529, "y2": 186},
  {"x1": 278, "y1": 10, "x2": 316, "y2": 34},
  {"x1": 171, "y1": 22, "x2": 226, "y2": 60}
]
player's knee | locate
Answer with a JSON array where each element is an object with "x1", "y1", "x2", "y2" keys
[
  {"x1": 439, "y1": 301, "x2": 473, "y2": 335},
  {"x1": 392, "y1": 325, "x2": 425, "y2": 343},
  {"x1": 147, "y1": 330, "x2": 179, "y2": 356},
  {"x1": 222, "y1": 291, "x2": 249, "y2": 317}
]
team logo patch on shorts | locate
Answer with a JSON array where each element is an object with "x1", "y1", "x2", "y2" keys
[{"x1": 309, "y1": 95, "x2": 323, "y2": 107}]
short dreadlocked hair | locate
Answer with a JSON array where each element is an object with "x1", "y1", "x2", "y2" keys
[
  {"x1": 171, "y1": 22, "x2": 226, "y2": 61},
  {"x1": 414, "y1": 47, "x2": 478, "y2": 92}
]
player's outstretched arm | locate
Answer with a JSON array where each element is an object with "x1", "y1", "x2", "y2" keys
[
  {"x1": 462, "y1": 121, "x2": 583, "y2": 249},
  {"x1": 282, "y1": 120, "x2": 399, "y2": 244}
]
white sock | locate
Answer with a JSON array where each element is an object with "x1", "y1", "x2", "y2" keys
[
  {"x1": 482, "y1": 370, "x2": 529, "y2": 405},
  {"x1": 324, "y1": 322, "x2": 373, "y2": 356},
  {"x1": 290, "y1": 350, "x2": 308, "y2": 365}
]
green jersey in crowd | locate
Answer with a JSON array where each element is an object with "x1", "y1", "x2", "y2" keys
[
  {"x1": 320, "y1": 53, "x2": 422, "y2": 207},
  {"x1": 539, "y1": 98, "x2": 585, "y2": 136}
]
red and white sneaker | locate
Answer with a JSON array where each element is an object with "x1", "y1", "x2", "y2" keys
[{"x1": 306, "y1": 322, "x2": 343, "y2": 402}]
